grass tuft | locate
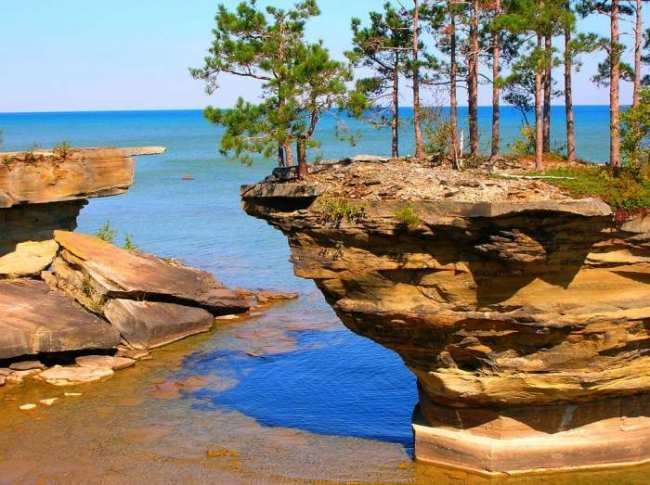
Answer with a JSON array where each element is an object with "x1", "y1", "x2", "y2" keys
[{"x1": 525, "y1": 165, "x2": 650, "y2": 209}]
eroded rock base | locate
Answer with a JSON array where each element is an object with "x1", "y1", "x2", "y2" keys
[{"x1": 413, "y1": 392, "x2": 650, "y2": 474}]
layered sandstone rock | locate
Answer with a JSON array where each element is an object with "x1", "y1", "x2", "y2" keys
[
  {"x1": 0, "y1": 279, "x2": 120, "y2": 359},
  {"x1": 242, "y1": 158, "x2": 650, "y2": 474},
  {"x1": 0, "y1": 148, "x2": 135, "y2": 208},
  {"x1": 43, "y1": 231, "x2": 251, "y2": 348}
]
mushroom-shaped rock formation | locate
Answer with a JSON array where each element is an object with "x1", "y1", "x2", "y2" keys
[{"x1": 242, "y1": 158, "x2": 650, "y2": 475}]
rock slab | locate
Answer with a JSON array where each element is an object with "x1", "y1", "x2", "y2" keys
[
  {"x1": 0, "y1": 240, "x2": 58, "y2": 278},
  {"x1": 103, "y1": 299, "x2": 214, "y2": 349},
  {"x1": 39, "y1": 365, "x2": 114, "y2": 386},
  {"x1": 51, "y1": 231, "x2": 251, "y2": 314},
  {"x1": 0, "y1": 148, "x2": 134, "y2": 208},
  {"x1": 0, "y1": 279, "x2": 120, "y2": 360}
]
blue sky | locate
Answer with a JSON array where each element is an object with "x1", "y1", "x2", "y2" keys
[{"x1": 0, "y1": 0, "x2": 644, "y2": 112}]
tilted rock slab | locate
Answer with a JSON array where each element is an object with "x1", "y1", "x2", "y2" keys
[
  {"x1": 103, "y1": 299, "x2": 214, "y2": 349},
  {"x1": 45, "y1": 231, "x2": 250, "y2": 348},
  {"x1": 0, "y1": 279, "x2": 120, "y2": 360},
  {"x1": 242, "y1": 161, "x2": 650, "y2": 474}
]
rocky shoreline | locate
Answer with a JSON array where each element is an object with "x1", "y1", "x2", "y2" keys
[
  {"x1": 242, "y1": 157, "x2": 650, "y2": 474},
  {"x1": 0, "y1": 147, "x2": 296, "y2": 389}
]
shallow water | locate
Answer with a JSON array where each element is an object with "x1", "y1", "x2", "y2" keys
[{"x1": 0, "y1": 109, "x2": 648, "y2": 483}]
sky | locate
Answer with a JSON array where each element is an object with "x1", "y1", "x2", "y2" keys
[{"x1": 0, "y1": 0, "x2": 646, "y2": 113}]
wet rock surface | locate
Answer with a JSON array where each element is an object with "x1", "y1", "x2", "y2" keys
[
  {"x1": 75, "y1": 355, "x2": 136, "y2": 370},
  {"x1": 38, "y1": 365, "x2": 114, "y2": 386},
  {"x1": 242, "y1": 158, "x2": 650, "y2": 473}
]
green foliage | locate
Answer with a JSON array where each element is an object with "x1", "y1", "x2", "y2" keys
[
  {"x1": 526, "y1": 165, "x2": 650, "y2": 209},
  {"x1": 508, "y1": 125, "x2": 537, "y2": 156},
  {"x1": 191, "y1": 0, "x2": 351, "y2": 166},
  {"x1": 318, "y1": 198, "x2": 366, "y2": 224},
  {"x1": 622, "y1": 88, "x2": 650, "y2": 169},
  {"x1": 421, "y1": 107, "x2": 453, "y2": 160},
  {"x1": 123, "y1": 234, "x2": 138, "y2": 252},
  {"x1": 345, "y1": 2, "x2": 412, "y2": 144},
  {"x1": 96, "y1": 221, "x2": 117, "y2": 243},
  {"x1": 393, "y1": 204, "x2": 421, "y2": 229}
]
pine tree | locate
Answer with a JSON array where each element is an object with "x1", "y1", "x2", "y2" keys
[
  {"x1": 410, "y1": 0, "x2": 427, "y2": 160},
  {"x1": 490, "y1": 0, "x2": 503, "y2": 159},
  {"x1": 191, "y1": 0, "x2": 349, "y2": 176},
  {"x1": 577, "y1": 0, "x2": 634, "y2": 168},
  {"x1": 467, "y1": 0, "x2": 482, "y2": 157},
  {"x1": 348, "y1": 3, "x2": 412, "y2": 157}
]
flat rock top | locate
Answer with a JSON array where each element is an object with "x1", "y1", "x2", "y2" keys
[
  {"x1": 0, "y1": 147, "x2": 163, "y2": 208},
  {"x1": 301, "y1": 160, "x2": 583, "y2": 203},
  {"x1": 54, "y1": 231, "x2": 250, "y2": 313},
  {"x1": 243, "y1": 159, "x2": 612, "y2": 218}
]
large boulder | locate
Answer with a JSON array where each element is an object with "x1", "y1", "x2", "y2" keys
[
  {"x1": 0, "y1": 279, "x2": 120, "y2": 360},
  {"x1": 242, "y1": 158, "x2": 650, "y2": 474}
]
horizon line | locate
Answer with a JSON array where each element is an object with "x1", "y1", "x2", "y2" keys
[{"x1": 0, "y1": 104, "x2": 626, "y2": 116}]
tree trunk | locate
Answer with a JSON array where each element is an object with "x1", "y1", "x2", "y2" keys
[
  {"x1": 297, "y1": 137, "x2": 308, "y2": 178},
  {"x1": 634, "y1": 0, "x2": 642, "y2": 108},
  {"x1": 278, "y1": 144, "x2": 285, "y2": 167},
  {"x1": 543, "y1": 34, "x2": 552, "y2": 153},
  {"x1": 450, "y1": 10, "x2": 460, "y2": 168},
  {"x1": 610, "y1": 0, "x2": 621, "y2": 168},
  {"x1": 284, "y1": 143, "x2": 294, "y2": 167},
  {"x1": 412, "y1": 0, "x2": 425, "y2": 160},
  {"x1": 564, "y1": 25, "x2": 576, "y2": 162},
  {"x1": 490, "y1": 0, "x2": 501, "y2": 160},
  {"x1": 535, "y1": 32, "x2": 544, "y2": 171},
  {"x1": 468, "y1": 0, "x2": 480, "y2": 157},
  {"x1": 392, "y1": 57, "x2": 400, "y2": 158}
]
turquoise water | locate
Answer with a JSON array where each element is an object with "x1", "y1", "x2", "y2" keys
[{"x1": 0, "y1": 107, "x2": 613, "y2": 448}]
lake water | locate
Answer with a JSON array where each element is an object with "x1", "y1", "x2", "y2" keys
[{"x1": 1, "y1": 108, "x2": 647, "y2": 484}]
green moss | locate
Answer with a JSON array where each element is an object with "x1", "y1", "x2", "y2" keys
[
  {"x1": 393, "y1": 204, "x2": 421, "y2": 229},
  {"x1": 525, "y1": 165, "x2": 650, "y2": 209}
]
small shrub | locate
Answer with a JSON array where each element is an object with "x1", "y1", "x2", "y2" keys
[
  {"x1": 53, "y1": 141, "x2": 72, "y2": 160},
  {"x1": 394, "y1": 204, "x2": 421, "y2": 229},
  {"x1": 319, "y1": 198, "x2": 366, "y2": 224},
  {"x1": 96, "y1": 221, "x2": 117, "y2": 243},
  {"x1": 123, "y1": 234, "x2": 138, "y2": 252},
  {"x1": 81, "y1": 275, "x2": 106, "y2": 314},
  {"x1": 508, "y1": 125, "x2": 536, "y2": 156},
  {"x1": 422, "y1": 107, "x2": 453, "y2": 160}
]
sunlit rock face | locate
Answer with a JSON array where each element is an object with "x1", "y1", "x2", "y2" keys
[{"x1": 242, "y1": 159, "x2": 650, "y2": 474}]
